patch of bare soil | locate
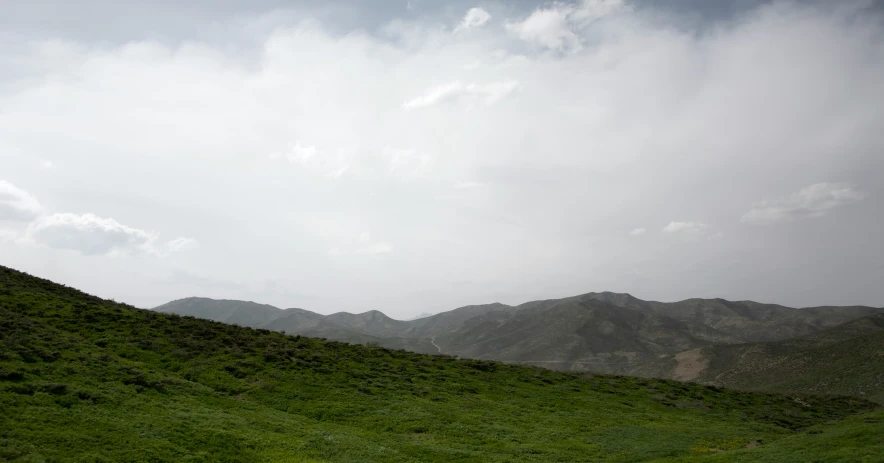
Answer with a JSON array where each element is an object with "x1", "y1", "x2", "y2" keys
[{"x1": 673, "y1": 348, "x2": 709, "y2": 381}]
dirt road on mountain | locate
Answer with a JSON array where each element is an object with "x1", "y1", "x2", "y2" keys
[{"x1": 430, "y1": 337, "x2": 442, "y2": 353}]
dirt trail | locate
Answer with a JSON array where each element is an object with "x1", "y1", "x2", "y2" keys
[{"x1": 430, "y1": 337, "x2": 442, "y2": 354}]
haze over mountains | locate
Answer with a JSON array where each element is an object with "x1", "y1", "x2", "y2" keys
[{"x1": 155, "y1": 292, "x2": 884, "y2": 394}]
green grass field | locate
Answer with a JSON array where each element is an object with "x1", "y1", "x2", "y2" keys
[{"x1": 1, "y1": 265, "x2": 881, "y2": 462}]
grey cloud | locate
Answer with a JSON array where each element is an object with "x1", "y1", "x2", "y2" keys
[{"x1": 741, "y1": 183, "x2": 866, "y2": 224}]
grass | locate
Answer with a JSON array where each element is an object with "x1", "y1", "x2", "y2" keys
[
  {"x1": 658, "y1": 410, "x2": 884, "y2": 463},
  {"x1": 0, "y1": 265, "x2": 880, "y2": 462}
]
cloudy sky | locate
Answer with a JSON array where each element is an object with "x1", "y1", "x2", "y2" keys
[{"x1": 2, "y1": 0, "x2": 883, "y2": 317}]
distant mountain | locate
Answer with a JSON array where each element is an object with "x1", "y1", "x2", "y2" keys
[
  {"x1": 154, "y1": 297, "x2": 438, "y2": 354},
  {"x1": 664, "y1": 313, "x2": 884, "y2": 403},
  {"x1": 629, "y1": 297, "x2": 882, "y2": 342},
  {"x1": 400, "y1": 303, "x2": 512, "y2": 338},
  {"x1": 325, "y1": 310, "x2": 411, "y2": 338},
  {"x1": 406, "y1": 312, "x2": 434, "y2": 321},
  {"x1": 154, "y1": 297, "x2": 283, "y2": 327},
  {"x1": 434, "y1": 299, "x2": 736, "y2": 371},
  {"x1": 153, "y1": 293, "x2": 882, "y2": 384}
]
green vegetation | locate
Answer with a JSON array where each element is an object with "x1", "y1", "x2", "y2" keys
[
  {"x1": 660, "y1": 410, "x2": 884, "y2": 463},
  {"x1": 1, "y1": 265, "x2": 881, "y2": 462}
]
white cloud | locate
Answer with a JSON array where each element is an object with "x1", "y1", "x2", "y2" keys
[
  {"x1": 326, "y1": 231, "x2": 394, "y2": 256},
  {"x1": 662, "y1": 221, "x2": 708, "y2": 234},
  {"x1": 0, "y1": 181, "x2": 42, "y2": 221},
  {"x1": 327, "y1": 165, "x2": 350, "y2": 179},
  {"x1": 454, "y1": 7, "x2": 492, "y2": 33},
  {"x1": 286, "y1": 142, "x2": 317, "y2": 165},
  {"x1": 41, "y1": 160, "x2": 53, "y2": 169},
  {"x1": 356, "y1": 242, "x2": 393, "y2": 254},
  {"x1": 402, "y1": 80, "x2": 519, "y2": 110},
  {"x1": 506, "y1": 6, "x2": 577, "y2": 52},
  {"x1": 26, "y1": 213, "x2": 154, "y2": 255},
  {"x1": 0, "y1": 229, "x2": 19, "y2": 242},
  {"x1": 629, "y1": 228, "x2": 646, "y2": 236},
  {"x1": 272, "y1": 141, "x2": 351, "y2": 178},
  {"x1": 402, "y1": 81, "x2": 464, "y2": 110},
  {"x1": 505, "y1": 0, "x2": 626, "y2": 52},
  {"x1": 741, "y1": 183, "x2": 866, "y2": 224},
  {"x1": 453, "y1": 181, "x2": 486, "y2": 189},
  {"x1": 163, "y1": 237, "x2": 199, "y2": 254},
  {"x1": 385, "y1": 145, "x2": 432, "y2": 177},
  {"x1": 24, "y1": 212, "x2": 196, "y2": 257}
]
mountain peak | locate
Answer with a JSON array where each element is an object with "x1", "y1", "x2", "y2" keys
[
  {"x1": 577, "y1": 291, "x2": 646, "y2": 309},
  {"x1": 328, "y1": 309, "x2": 393, "y2": 320}
]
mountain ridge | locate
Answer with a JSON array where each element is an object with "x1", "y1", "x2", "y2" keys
[{"x1": 154, "y1": 293, "x2": 883, "y2": 381}]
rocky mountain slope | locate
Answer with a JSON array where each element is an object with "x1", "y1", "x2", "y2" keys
[
  {"x1": 663, "y1": 313, "x2": 884, "y2": 403},
  {"x1": 155, "y1": 293, "x2": 882, "y2": 378}
]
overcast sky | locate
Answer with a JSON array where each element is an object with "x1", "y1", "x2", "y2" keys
[{"x1": 2, "y1": 0, "x2": 883, "y2": 318}]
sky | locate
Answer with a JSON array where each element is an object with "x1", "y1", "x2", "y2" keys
[{"x1": 1, "y1": 0, "x2": 883, "y2": 318}]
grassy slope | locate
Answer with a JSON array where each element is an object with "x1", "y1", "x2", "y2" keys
[
  {"x1": 659, "y1": 410, "x2": 884, "y2": 463},
  {"x1": 0, "y1": 266, "x2": 880, "y2": 462}
]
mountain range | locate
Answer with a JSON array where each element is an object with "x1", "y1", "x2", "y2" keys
[{"x1": 155, "y1": 292, "x2": 884, "y2": 399}]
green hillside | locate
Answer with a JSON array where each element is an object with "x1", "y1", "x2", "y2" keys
[{"x1": 1, "y1": 265, "x2": 881, "y2": 462}]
